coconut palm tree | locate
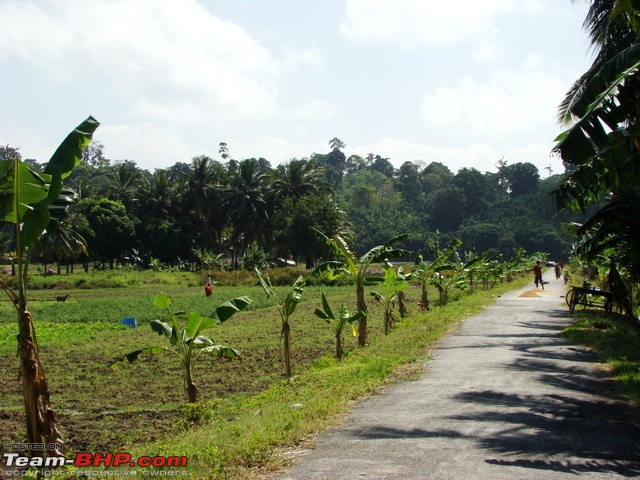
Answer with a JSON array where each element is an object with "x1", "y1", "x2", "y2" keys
[
  {"x1": 270, "y1": 158, "x2": 328, "y2": 204},
  {"x1": 137, "y1": 169, "x2": 179, "y2": 225},
  {"x1": 33, "y1": 209, "x2": 92, "y2": 274},
  {"x1": 181, "y1": 156, "x2": 225, "y2": 251},
  {"x1": 221, "y1": 158, "x2": 271, "y2": 269},
  {"x1": 105, "y1": 160, "x2": 143, "y2": 211}
]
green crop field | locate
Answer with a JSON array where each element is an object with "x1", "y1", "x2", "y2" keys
[{"x1": 0, "y1": 268, "x2": 531, "y2": 479}]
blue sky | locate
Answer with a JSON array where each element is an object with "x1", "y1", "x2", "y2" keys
[{"x1": 0, "y1": 0, "x2": 592, "y2": 176}]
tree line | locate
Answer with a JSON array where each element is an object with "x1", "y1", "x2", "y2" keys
[{"x1": 0, "y1": 138, "x2": 580, "y2": 272}]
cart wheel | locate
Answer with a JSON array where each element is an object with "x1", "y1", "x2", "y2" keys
[{"x1": 566, "y1": 288, "x2": 576, "y2": 312}]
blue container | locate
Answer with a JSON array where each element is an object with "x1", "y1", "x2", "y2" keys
[{"x1": 121, "y1": 317, "x2": 138, "y2": 328}]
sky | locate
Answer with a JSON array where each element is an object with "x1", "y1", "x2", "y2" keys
[{"x1": 0, "y1": 0, "x2": 594, "y2": 176}]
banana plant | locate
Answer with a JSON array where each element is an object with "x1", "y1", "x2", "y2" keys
[
  {"x1": 413, "y1": 236, "x2": 462, "y2": 311},
  {"x1": 311, "y1": 229, "x2": 410, "y2": 346},
  {"x1": 256, "y1": 268, "x2": 304, "y2": 377},
  {"x1": 0, "y1": 116, "x2": 99, "y2": 458},
  {"x1": 460, "y1": 250, "x2": 501, "y2": 290},
  {"x1": 369, "y1": 264, "x2": 410, "y2": 335},
  {"x1": 314, "y1": 290, "x2": 364, "y2": 359},
  {"x1": 431, "y1": 251, "x2": 487, "y2": 306},
  {"x1": 110, "y1": 293, "x2": 251, "y2": 403}
]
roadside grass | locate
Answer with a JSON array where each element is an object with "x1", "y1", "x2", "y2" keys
[
  {"x1": 561, "y1": 271, "x2": 640, "y2": 406},
  {"x1": 0, "y1": 270, "x2": 531, "y2": 479},
  {"x1": 563, "y1": 311, "x2": 640, "y2": 405}
]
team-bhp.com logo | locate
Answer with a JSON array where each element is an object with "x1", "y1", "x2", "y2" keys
[{"x1": 3, "y1": 449, "x2": 188, "y2": 476}]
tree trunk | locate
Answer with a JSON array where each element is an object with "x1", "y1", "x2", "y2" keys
[
  {"x1": 397, "y1": 291, "x2": 407, "y2": 318},
  {"x1": 335, "y1": 331, "x2": 342, "y2": 360},
  {"x1": 421, "y1": 288, "x2": 430, "y2": 311},
  {"x1": 356, "y1": 283, "x2": 367, "y2": 347},
  {"x1": 384, "y1": 308, "x2": 391, "y2": 336},
  {"x1": 17, "y1": 304, "x2": 65, "y2": 458},
  {"x1": 185, "y1": 363, "x2": 198, "y2": 403},
  {"x1": 282, "y1": 322, "x2": 292, "y2": 377}
]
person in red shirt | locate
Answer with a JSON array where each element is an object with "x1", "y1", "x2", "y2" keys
[
  {"x1": 533, "y1": 261, "x2": 544, "y2": 289},
  {"x1": 204, "y1": 282, "x2": 213, "y2": 297}
]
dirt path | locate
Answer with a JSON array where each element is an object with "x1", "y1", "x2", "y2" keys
[{"x1": 276, "y1": 277, "x2": 640, "y2": 479}]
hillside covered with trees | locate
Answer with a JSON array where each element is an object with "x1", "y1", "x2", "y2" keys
[{"x1": 0, "y1": 138, "x2": 582, "y2": 271}]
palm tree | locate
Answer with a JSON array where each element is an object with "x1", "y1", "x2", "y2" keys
[
  {"x1": 181, "y1": 156, "x2": 224, "y2": 251},
  {"x1": 137, "y1": 169, "x2": 179, "y2": 225},
  {"x1": 33, "y1": 210, "x2": 92, "y2": 274},
  {"x1": 221, "y1": 159, "x2": 271, "y2": 269},
  {"x1": 105, "y1": 161, "x2": 143, "y2": 211},
  {"x1": 270, "y1": 158, "x2": 328, "y2": 204}
]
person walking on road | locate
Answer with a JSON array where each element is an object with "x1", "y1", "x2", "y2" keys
[
  {"x1": 534, "y1": 260, "x2": 544, "y2": 289},
  {"x1": 554, "y1": 263, "x2": 562, "y2": 279}
]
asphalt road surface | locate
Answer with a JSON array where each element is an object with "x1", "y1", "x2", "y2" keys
[{"x1": 276, "y1": 277, "x2": 640, "y2": 479}]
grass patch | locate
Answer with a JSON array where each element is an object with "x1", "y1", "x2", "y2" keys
[{"x1": 563, "y1": 311, "x2": 640, "y2": 405}]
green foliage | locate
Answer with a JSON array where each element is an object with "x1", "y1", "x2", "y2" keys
[
  {"x1": 272, "y1": 192, "x2": 347, "y2": 268},
  {"x1": 256, "y1": 268, "x2": 305, "y2": 377},
  {"x1": 180, "y1": 399, "x2": 221, "y2": 427},
  {"x1": 27, "y1": 138, "x2": 578, "y2": 273},
  {"x1": 0, "y1": 116, "x2": 99, "y2": 455},
  {"x1": 312, "y1": 229, "x2": 411, "y2": 346},
  {"x1": 76, "y1": 196, "x2": 136, "y2": 265},
  {"x1": 3, "y1": 269, "x2": 201, "y2": 290},
  {"x1": 552, "y1": 26, "x2": 640, "y2": 303},
  {"x1": 193, "y1": 248, "x2": 227, "y2": 271},
  {"x1": 110, "y1": 292, "x2": 251, "y2": 403},
  {"x1": 314, "y1": 290, "x2": 364, "y2": 359},
  {"x1": 242, "y1": 244, "x2": 270, "y2": 270},
  {"x1": 0, "y1": 117, "x2": 99, "y2": 249},
  {"x1": 369, "y1": 265, "x2": 410, "y2": 335},
  {"x1": 414, "y1": 236, "x2": 462, "y2": 310}
]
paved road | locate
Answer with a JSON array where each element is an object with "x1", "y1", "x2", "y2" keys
[{"x1": 277, "y1": 278, "x2": 640, "y2": 479}]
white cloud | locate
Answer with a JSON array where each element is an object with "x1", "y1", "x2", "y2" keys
[
  {"x1": 421, "y1": 53, "x2": 569, "y2": 135},
  {"x1": 340, "y1": 0, "x2": 514, "y2": 48},
  {"x1": 0, "y1": 0, "x2": 591, "y2": 175},
  {"x1": 282, "y1": 43, "x2": 325, "y2": 74},
  {"x1": 98, "y1": 123, "x2": 193, "y2": 166},
  {"x1": 0, "y1": 0, "x2": 280, "y2": 123}
]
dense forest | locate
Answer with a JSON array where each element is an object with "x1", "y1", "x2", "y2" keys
[{"x1": 0, "y1": 138, "x2": 582, "y2": 271}]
